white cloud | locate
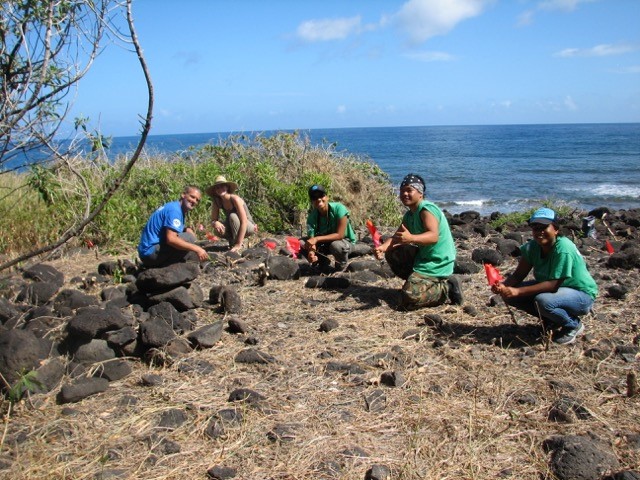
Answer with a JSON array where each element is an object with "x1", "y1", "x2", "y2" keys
[
  {"x1": 538, "y1": 0, "x2": 597, "y2": 12},
  {"x1": 612, "y1": 65, "x2": 640, "y2": 74},
  {"x1": 517, "y1": 10, "x2": 535, "y2": 27},
  {"x1": 554, "y1": 43, "x2": 639, "y2": 57},
  {"x1": 293, "y1": 0, "x2": 491, "y2": 46},
  {"x1": 393, "y1": 0, "x2": 493, "y2": 44},
  {"x1": 521, "y1": 0, "x2": 598, "y2": 24},
  {"x1": 403, "y1": 50, "x2": 456, "y2": 62},
  {"x1": 337, "y1": 105, "x2": 347, "y2": 114},
  {"x1": 564, "y1": 95, "x2": 577, "y2": 110},
  {"x1": 296, "y1": 16, "x2": 363, "y2": 42}
]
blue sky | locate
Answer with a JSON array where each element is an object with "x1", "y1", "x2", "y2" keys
[{"x1": 73, "y1": 0, "x2": 640, "y2": 137}]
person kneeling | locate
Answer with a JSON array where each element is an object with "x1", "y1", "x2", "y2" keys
[
  {"x1": 374, "y1": 173, "x2": 463, "y2": 309},
  {"x1": 302, "y1": 184, "x2": 356, "y2": 272},
  {"x1": 491, "y1": 207, "x2": 597, "y2": 345},
  {"x1": 137, "y1": 186, "x2": 209, "y2": 268}
]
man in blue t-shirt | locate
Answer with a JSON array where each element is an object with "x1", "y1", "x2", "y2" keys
[{"x1": 137, "y1": 186, "x2": 209, "y2": 268}]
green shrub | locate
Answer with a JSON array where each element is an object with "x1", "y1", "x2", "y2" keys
[
  {"x1": 0, "y1": 132, "x2": 403, "y2": 256},
  {"x1": 489, "y1": 200, "x2": 577, "y2": 230}
]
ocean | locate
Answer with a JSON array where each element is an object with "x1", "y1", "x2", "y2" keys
[{"x1": 108, "y1": 123, "x2": 640, "y2": 215}]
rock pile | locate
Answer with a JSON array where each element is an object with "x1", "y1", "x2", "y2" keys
[{"x1": 0, "y1": 207, "x2": 638, "y2": 478}]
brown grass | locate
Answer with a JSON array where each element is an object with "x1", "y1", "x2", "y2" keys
[{"x1": 0, "y1": 240, "x2": 639, "y2": 479}]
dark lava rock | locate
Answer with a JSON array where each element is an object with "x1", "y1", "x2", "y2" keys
[
  {"x1": 471, "y1": 247, "x2": 503, "y2": 266},
  {"x1": 0, "y1": 329, "x2": 51, "y2": 388},
  {"x1": 58, "y1": 377, "x2": 109, "y2": 404},
  {"x1": 23, "y1": 263, "x2": 64, "y2": 287},
  {"x1": 542, "y1": 434, "x2": 620, "y2": 480},
  {"x1": 234, "y1": 348, "x2": 276, "y2": 364}
]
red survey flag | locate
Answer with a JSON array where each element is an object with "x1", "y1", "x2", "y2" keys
[
  {"x1": 365, "y1": 219, "x2": 382, "y2": 248},
  {"x1": 605, "y1": 240, "x2": 615, "y2": 255},
  {"x1": 206, "y1": 232, "x2": 219, "y2": 242},
  {"x1": 285, "y1": 237, "x2": 301, "y2": 258},
  {"x1": 484, "y1": 263, "x2": 504, "y2": 286},
  {"x1": 263, "y1": 240, "x2": 277, "y2": 251}
]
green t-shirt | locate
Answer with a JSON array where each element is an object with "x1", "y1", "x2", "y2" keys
[
  {"x1": 403, "y1": 200, "x2": 456, "y2": 277},
  {"x1": 307, "y1": 202, "x2": 357, "y2": 244},
  {"x1": 520, "y1": 236, "x2": 598, "y2": 299}
]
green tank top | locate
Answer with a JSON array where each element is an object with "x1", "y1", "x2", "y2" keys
[{"x1": 403, "y1": 200, "x2": 456, "y2": 277}]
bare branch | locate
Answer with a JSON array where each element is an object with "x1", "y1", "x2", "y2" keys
[{"x1": 0, "y1": 0, "x2": 153, "y2": 272}]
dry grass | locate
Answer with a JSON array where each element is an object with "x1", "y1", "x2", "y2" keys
[{"x1": 1, "y1": 242, "x2": 639, "y2": 479}]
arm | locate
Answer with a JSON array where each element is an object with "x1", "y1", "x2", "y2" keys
[
  {"x1": 306, "y1": 215, "x2": 348, "y2": 247},
  {"x1": 165, "y1": 229, "x2": 209, "y2": 261},
  {"x1": 492, "y1": 257, "x2": 563, "y2": 298},
  {"x1": 230, "y1": 195, "x2": 248, "y2": 251},
  {"x1": 393, "y1": 209, "x2": 439, "y2": 246},
  {"x1": 211, "y1": 201, "x2": 224, "y2": 235}
]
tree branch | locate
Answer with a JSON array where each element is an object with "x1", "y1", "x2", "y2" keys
[{"x1": 0, "y1": 0, "x2": 153, "y2": 272}]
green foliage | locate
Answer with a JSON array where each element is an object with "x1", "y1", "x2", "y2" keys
[
  {"x1": 488, "y1": 200, "x2": 576, "y2": 230},
  {"x1": 0, "y1": 132, "x2": 403, "y2": 255},
  {"x1": 7, "y1": 370, "x2": 44, "y2": 404},
  {"x1": 27, "y1": 165, "x2": 60, "y2": 205}
]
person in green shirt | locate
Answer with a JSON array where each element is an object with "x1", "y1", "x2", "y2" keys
[
  {"x1": 492, "y1": 207, "x2": 598, "y2": 345},
  {"x1": 303, "y1": 184, "x2": 357, "y2": 271},
  {"x1": 374, "y1": 173, "x2": 462, "y2": 309}
]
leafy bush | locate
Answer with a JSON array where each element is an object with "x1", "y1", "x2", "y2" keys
[
  {"x1": 0, "y1": 132, "x2": 403, "y2": 255},
  {"x1": 488, "y1": 200, "x2": 576, "y2": 230}
]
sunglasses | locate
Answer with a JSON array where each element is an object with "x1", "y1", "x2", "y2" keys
[{"x1": 530, "y1": 223, "x2": 550, "y2": 232}]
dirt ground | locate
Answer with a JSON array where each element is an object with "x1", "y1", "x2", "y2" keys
[{"x1": 0, "y1": 234, "x2": 639, "y2": 480}]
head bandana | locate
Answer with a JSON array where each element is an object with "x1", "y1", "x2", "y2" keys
[{"x1": 400, "y1": 174, "x2": 425, "y2": 195}]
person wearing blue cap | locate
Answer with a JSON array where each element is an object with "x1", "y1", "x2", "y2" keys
[
  {"x1": 492, "y1": 207, "x2": 598, "y2": 344},
  {"x1": 303, "y1": 184, "x2": 356, "y2": 271},
  {"x1": 374, "y1": 173, "x2": 462, "y2": 309}
]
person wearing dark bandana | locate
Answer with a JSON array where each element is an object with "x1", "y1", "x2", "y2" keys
[{"x1": 375, "y1": 173, "x2": 463, "y2": 309}]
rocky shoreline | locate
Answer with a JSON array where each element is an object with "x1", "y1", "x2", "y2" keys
[{"x1": 0, "y1": 207, "x2": 638, "y2": 479}]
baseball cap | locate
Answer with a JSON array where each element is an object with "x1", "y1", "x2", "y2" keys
[
  {"x1": 529, "y1": 207, "x2": 557, "y2": 225},
  {"x1": 308, "y1": 184, "x2": 327, "y2": 200}
]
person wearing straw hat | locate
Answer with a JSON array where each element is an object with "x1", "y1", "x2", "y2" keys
[
  {"x1": 137, "y1": 185, "x2": 209, "y2": 268},
  {"x1": 206, "y1": 175, "x2": 256, "y2": 252},
  {"x1": 491, "y1": 207, "x2": 598, "y2": 345}
]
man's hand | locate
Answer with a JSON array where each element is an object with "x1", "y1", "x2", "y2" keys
[
  {"x1": 392, "y1": 224, "x2": 413, "y2": 244},
  {"x1": 195, "y1": 246, "x2": 210, "y2": 262},
  {"x1": 492, "y1": 283, "x2": 518, "y2": 298}
]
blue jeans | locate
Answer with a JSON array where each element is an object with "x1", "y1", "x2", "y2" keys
[{"x1": 506, "y1": 283, "x2": 594, "y2": 329}]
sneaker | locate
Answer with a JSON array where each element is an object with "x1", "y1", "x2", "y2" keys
[
  {"x1": 447, "y1": 275, "x2": 464, "y2": 305},
  {"x1": 553, "y1": 322, "x2": 585, "y2": 345}
]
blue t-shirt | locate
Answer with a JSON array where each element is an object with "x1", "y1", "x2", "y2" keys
[{"x1": 138, "y1": 201, "x2": 185, "y2": 258}]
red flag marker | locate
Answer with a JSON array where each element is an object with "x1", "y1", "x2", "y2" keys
[
  {"x1": 206, "y1": 232, "x2": 219, "y2": 242},
  {"x1": 605, "y1": 240, "x2": 614, "y2": 255},
  {"x1": 365, "y1": 219, "x2": 382, "y2": 248},
  {"x1": 285, "y1": 237, "x2": 301, "y2": 258},
  {"x1": 484, "y1": 263, "x2": 504, "y2": 286},
  {"x1": 263, "y1": 240, "x2": 277, "y2": 251}
]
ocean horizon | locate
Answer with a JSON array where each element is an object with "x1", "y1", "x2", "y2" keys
[{"x1": 106, "y1": 123, "x2": 640, "y2": 215}]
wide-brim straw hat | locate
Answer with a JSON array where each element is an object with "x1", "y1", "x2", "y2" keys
[{"x1": 205, "y1": 175, "x2": 238, "y2": 196}]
